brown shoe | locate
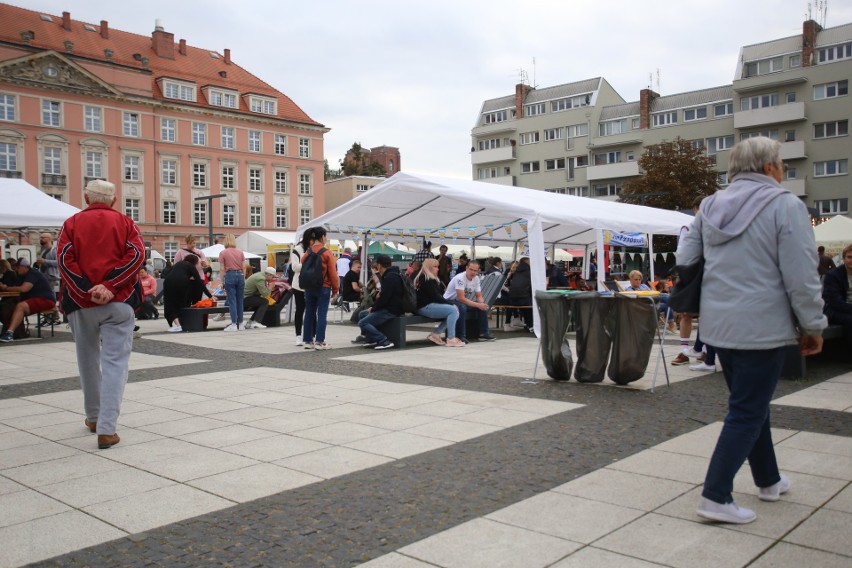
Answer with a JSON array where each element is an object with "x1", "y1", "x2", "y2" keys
[
  {"x1": 671, "y1": 353, "x2": 690, "y2": 366},
  {"x1": 84, "y1": 419, "x2": 97, "y2": 433},
  {"x1": 97, "y1": 434, "x2": 120, "y2": 449}
]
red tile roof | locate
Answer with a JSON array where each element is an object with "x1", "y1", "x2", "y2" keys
[{"x1": 0, "y1": 3, "x2": 323, "y2": 127}]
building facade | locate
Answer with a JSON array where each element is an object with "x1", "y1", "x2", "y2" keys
[
  {"x1": 323, "y1": 175, "x2": 385, "y2": 211},
  {"x1": 470, "y1": 19, "x2": 851, "y2": 219},
  {"x1": 0, "y1": 5, "x2": 327, "y2": 258}
]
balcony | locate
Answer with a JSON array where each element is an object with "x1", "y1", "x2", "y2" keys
[
  {"x1": 779, "y1": 140, "x2": 807, "y2": 161},
  {"x1": 480, "y1": 175, "x2": 514, "y2": 186},
  {"x1": 586, "y1": 161, "x2": 640, "y2": 181},
  {"x1": 0, "y1": 169, "x2": 22, "y2": 179},
  {"x1": 734, "y1": 102, "x2": 806, "y2": 129},
  {"x1": 42, "y1": 173, "x2": 66, "y2": 186},
  {"x1": 471, "y1": 146, "x2": 515, "y2": 165},
  {"x1": 782, "y1": 178, "x2": 806, "y2": 197}
]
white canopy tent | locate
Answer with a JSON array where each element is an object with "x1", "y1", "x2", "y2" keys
[
  {"x1": 236, "y1": 231, "x2": 297, "y2": 254},
  {"x1": 199, "y1": 243, "x2": 261, "y2": 259},
  {"x1": 813, "y1": 215, "x2": 852, "y2": 254},
  {"x1": 297, "y1": 172, "x2": 692, "y2": 333},
  {"x1": 0, "y1": 178, "x2": 81, "y2": 228}
]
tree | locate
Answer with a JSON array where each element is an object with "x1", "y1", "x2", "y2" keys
[
  {"x1": 323, "y1": 159, "x2": 342, "y2": 181},
  {"x1": 620, "y1": 137, "x2": 719, "y2": 210},
  {"x1": 341, "y1": 142, "x2": 386, "y2": 177}
]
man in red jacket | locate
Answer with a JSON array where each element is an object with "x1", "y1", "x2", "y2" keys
[{"x1": 58, "y1": 179, "x2": 145, "y2": 450}]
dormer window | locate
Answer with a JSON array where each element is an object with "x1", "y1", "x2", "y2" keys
[
  {"x1": 160, "y1": 79, "x2": 196, "y2": 102},
  {"x1": 248, "y1": 95, "x2": 277, "y2": 115},
  {"x1": 205, "y1": 87, "x2": 239, "y2": 109}
]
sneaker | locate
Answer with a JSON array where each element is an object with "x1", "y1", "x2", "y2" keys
[
  {"x1": 511, "y1": 321, "x2": 526, "y2": 328},
  {"x1": 689, "y1": 362, "x2": 716, "y2": 372},
  {"x1": 427, "y1": 332, "x2": 445, "y2": 346},
  {"x1": 758, "y1": 474, "x2": 790, "y2": 502},
  {"x1": 697, "y1": 352, "x2": 706, "y2": 363},
  {"x1": 503, "y1": 323, "x2": 514, "y2": 332},
  {"x1": 351, "y1": 335, "x2": 368, "y2": 344},
  {"x1": 167, "y1": 324, "x2": 182, "y2": 333},
  {"x1": 341, "y1": 302, "x2": 351, "y2": 313},
  {"x1": 315, "y1": 342, "x2": 331, "y2": 350},
  {"x1": 295, "y1": 339, "x2": 305, "y2": 346},
  {"x1": 251, "y1": 321, "x2": 266, "y2": 329},
  {"x1": 304, "y1": 342, "x2": 315, "y2": 349},
  {"x1": 374, "y1": 340, "x2": 394, "y2": 350},
  {"x1": 682, "y1": 347, "x2": 702, "y2": 358},
  {"x1": 446, "y1": 337, "x2": 465, "y2": 347},
  {"x1": 479, "y1": 335, "x2": 497, "y2": 342},
  {"x1": 671, "y1": 353, "x2": 690, "y2": 365},
  {"x1": 213, "y1": 313, "x2": 227, "y2": 321},
  {"x1": 696, "y1": 497, "x2": 756, "y2": 524},
  {"x1": 460, "y1": 337, "x2": 469, "y2": 344},
  {"x1": 0, "y1": 331, "x2": 13, "y2": 343},
  {"x1": 243, "y1": 321, "x2": 255, "y2": 330},
  {"x1": 223, "y1": 323, "x2": 239, "y2": 332}
]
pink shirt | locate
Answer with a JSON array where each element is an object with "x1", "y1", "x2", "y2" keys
[{"x1": 218, "y1": 247, "x2": 245, "y2": 273}]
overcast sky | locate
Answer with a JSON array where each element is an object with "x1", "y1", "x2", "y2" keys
[{"x1": 19, "y1": 0, "x2": 852, "y2": 178}]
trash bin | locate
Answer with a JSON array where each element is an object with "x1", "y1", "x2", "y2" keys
[
  {"x1": 607, "y1": 294, "x2": 657, "y2": 385},
  {"x1": 534, "y1": 290, "x2": 575, "y2": 381},
  {"x1": 572, "y1": 292, "x2": 616, "y2": 383}
]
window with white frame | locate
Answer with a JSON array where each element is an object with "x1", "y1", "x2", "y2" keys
[
  {"x1": 298, "y1": 138, "x2": 310, "y2": 158},
  {"x1": 84, "y1": 106, "x2": 102, "y2": 132},
  {"x1": 717, "y1": 172, "x2": 729, "y2": 186},
  {"x1": 817, "y1": 41, "x2": 852, "y2": 63},
  {"x1": 813, "y1": 80, "x2": 848, "y2": 100},
  {"x1": 274, "y1": 134, "x2": 286, "y2": 155},
  {"x1": 298, "y1": 172, "x2": 311, "y2": 195},
  {"x1": 164, "y1": 241, "x2": 177, "y2": 261},
  {"x1": 194, "y1": 201, "x2": 207, "y2": 226},
  {"x1": 478, "y1": 138, "x2": 502, "y2": 150},
  {"x1": 249, "y1": 206, "x2": 262, "y2": 228},
  {"x1": 221, "y1": 126, "x2": 235, "y2": 149},
  {"x1": 0, "y1": 143, "x2": 18, "y2": 172},
  {"x1": 740, "y1": 93, "x2": 779, "y2": 110},
  {"x1": 599, "y1": 119, "x2": 626, "y2": 136},
  {"x1": 814, "y1": 120, "x2": 849, "y2": 139},
  {"x1": 525, "y1": 102, "x2": 546, "y2": 116},
  {"x1": 593, "y1": 183, "x2": 622, "y2": 197},
  {"x1": 814, "y1": 159, "x2": 848, "y2": 177},
  {"x1": 299, "y1": 208, "x2": 311, "y2": 225},
  {"x1": 162, "y1": 201, "x2": 177, "y2": 224},
  {"x1": 193, "y1": 163, "x2": 207, "y2": 187},
  {"x1": 207, "y1": 89, "x2": 237, "y2": 109},
  {"x1": 274, "y1": 170, "x2": 287, "y2": 193},
  {"x1": 356, "y1": 184, "x2": 371, "y2": 192},
  {"x1": 43, "y1": 147, "x2": 62, "y2": 174},
  {"x1": 478, "y1": 167, "x2": 497, "y2": 179},
  {"x1": 570, "y1": 155, "x2": 589, "y2": 168},
  {"x1": 248, "y1": 130, "x2": 261, "y2": 152},
  {"x1": 785, "y1": 129, "x2": 796, "y2": 142},
  {"x1": 790, "y1": 54, "x2": 802, "y2": 67},
  {"x1": 275, "y1": 207, "x2": 287, "y2": 228},
  {"x1": 545, "y1": 158, "x2": 566, "y2": 171},
  {"x1": 632, "y1": 117, "x2": 640, "y2": 129},
  {"x1": 519, "y1": 131, "x2": 540, "y2": 145},
  {"x1": 0, "y1": 94, "x2": 15, "y2": 121},
  {"x1": 683, "y1": 107, "x2": 707, "y2": 122},
  {"x1": 551, "y1": 94, "x2": 591, "y2": 112},
  {"x1": 192, "y1": 122, "x2": 206, "y2": 145},
  {"x1": 222, "y1": 204, "x2": 235, "y2": 226},
  {"x1": 123, "y1": 112, "x2": 139, "y2": 137},
  {"x1": 567, "y1": 186, "x2": 589, "y2": 197},
  {"x1": 744, "y1": 56, "x2": 783, "y2": 78},
  {"x1": 521, "y1": 161, "x2": 540, "y2": 173},
  {"x1": 249, "y1": 168, "x2": 262, "y2": 191},
  {"x1": 249, "y1": 95, "x2": 277, "y2": 115},
  {"x1": 594, "y1": 151, "x2": 621, "y2": 165},
  {"x1": 544, "y1": 127, "x2": 565, "y2": 141},
  {"x1": 714, "y1": 102, "x2": 734, "y2": 117},
  {"x1": 222, "y1": 165, "x2": 235, "y2": 190},
  {"x1": 567, "y1": 123, "x2": 589, "y2": 138},
  {"x1": 652, "y1": 111, "x2": 677, "y2": 127},
  {"x1": 815, "y1": 198, "x2": 848, "y2": 215},
  {"x1": 163, "y1": 80, "x2": 196, "y2": 101},
  {"x1": 161, "y1": 159, "x2": 177, "y2": 185},
  {"x1": 161, "y1": 118, "x2": 176, "y2": 142},
  {"x1": 483, "y1": 110, "x2": 508, "y2": 124},
  {"x1": 123, "y1": 155, "x2": 140, "y2": 181},
  {"x1": 786, "y1": 166, "x2": 797, "y2": 179},
  {"x1": 740, "y1": 129, "x2": 779, "y2": 141},
  {"x1": 707, "y1": 136, "x2": 735, "y2": 154},
  {"x1": 85, "y1": 151, "x2": 102, "y2": 178},
  {"x1": 786, "y1": 92, "x2": 797, "y2": 103},
  {"x1": 125, "y1": 198, "x2": 140, "y2": 222},
  {"x1": 42, "y1": 100, "x2": 61, "y2": 127}
]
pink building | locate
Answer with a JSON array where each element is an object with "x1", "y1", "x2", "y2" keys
[{"x1": 0, "y1": 5, "x2": 327, "y2": 258}]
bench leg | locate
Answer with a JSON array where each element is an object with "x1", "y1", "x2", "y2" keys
[
  {"x1": 179, "y1": 309, "x2": 206, "y2": 332},
  {"x1": 379, "y1": 318, "x2": 405, "y2": 349}
]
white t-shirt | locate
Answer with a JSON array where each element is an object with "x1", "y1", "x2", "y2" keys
[
  {"x1": 336, "y1": 255, "x2": 351, "y2": 278},
  {"x1": 444, "y1": 272, "x2": 480, "y2": 302}
]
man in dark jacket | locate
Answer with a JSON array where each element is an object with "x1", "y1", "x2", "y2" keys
[
  {"x1": 353, "y1": 254, "x2": 402, "y2": 349},
  {"x1": 508, "y1": 257, "x2": 534, "y2": 331},
  {"x1": 822, "y1": 243, "x2": 852, "y2": 348}
]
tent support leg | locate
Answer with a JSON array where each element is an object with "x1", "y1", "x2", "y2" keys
[{"x1": 522, "y1": 338, "x2": 541, "y2": 385}]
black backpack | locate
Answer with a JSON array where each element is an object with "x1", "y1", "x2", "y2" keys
[
  {"x1": 299, "y1": 247, "x2": 327, "y2": 290},
  {"x1": 400, "y1": 274, "x2": 418, "y2": 314}
]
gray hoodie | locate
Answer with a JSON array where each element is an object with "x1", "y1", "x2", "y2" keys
[{"x1": 679, "y1": 172, "x2": 826, "y2": 349}]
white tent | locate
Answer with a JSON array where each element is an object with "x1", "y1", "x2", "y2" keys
[
  {"x1": 200, "y1": 243, "x2": 260, "y2": 259},
  {"x1": 814, "y1": 215, "x2": 852, "y2": 253},
  {"x1": 0, "y1": 178, "x2": 81, "y2": 228},
  {"x1": 298, "y1": 172, "x2": 692, "y2": 333},
  {"x1": 236, "y1": 231, "x2": 297, "y2": 254}
]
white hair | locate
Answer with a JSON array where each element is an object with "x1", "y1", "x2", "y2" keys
[
  {"x1": 84, "y1": 179, "x2": 115, "y2": 204},
  {"x1": 727, "y1": 137, "x2": 781, "y2": 180}
]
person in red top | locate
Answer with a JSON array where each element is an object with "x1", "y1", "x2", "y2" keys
[
  {"x1": 57, "y1": 179, "x2": 145, "y2": 450},
  {"x1": 137, "y1": 267, "x2": 159, "y2": 320},
  {"x1": 299, "y1": 226, "x2": 338, "y2": 349}
]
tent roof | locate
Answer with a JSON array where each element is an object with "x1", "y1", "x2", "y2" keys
[
  {"x1": 813, "y1": 215, "x2": 852, "y2": 246},
  {"x1": 367, "y1": 241, "x2": 414, "y2": 260},
  {"x1": 298, "y1": 172, "x2": 692, "y2": 246},
  {"x1": 0, "y1": 178, "x2": 81, "y2": 228},
  {"x1": 200, "y1": 243, "x2": 260, "y2": 259},
  {"x1": 236, "y1": 231, "x2": 297, "y2": 253}
]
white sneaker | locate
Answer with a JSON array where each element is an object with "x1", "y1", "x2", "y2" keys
[
  {"x1": 295, "y1": 339, "x2": 304, "y2": 346},
  {"x1": 503, "y1": 323, "x2": 514, "y2": 332},
  {"x1": 759, "y1": 474, "x2": 790, "y2": 502},
  {"x1": 213, "y1": 313, "x2": 227, "y2": 321},
  {"x1": 689, "y1": 362, "x2": 716, "y2": 372},
  {"x1": 511, "y1": 321, "x2": 526, "y2": 328},
  {"x1": 697, "y1": 497, "x2": 756, "y2": 524},
  {"x1": 223, "y1": 323, "x2": 239, "y2": 332},
  {"x1": 251, "y1": 321, "x2": 266, "y2": 329},
  {"x1": 168, "y1": 324, "x2": 182, "y2": 333},
  {"x1": 682, "y1": 347, "x2": 702, "y2": 358}
]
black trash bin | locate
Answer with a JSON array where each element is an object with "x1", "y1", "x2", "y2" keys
[
  {"x1": 534, "y1": 290, "x2": 575, "y2": 381},
  {"x1": 607, "y1": 294, "x2": 657, "y2": 385},
  {"x1": 572, "y1": 292, "x2": 616, "y2": 383}
]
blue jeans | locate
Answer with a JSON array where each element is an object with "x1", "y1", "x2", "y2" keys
[
  {"x1": 701, "y1": 347, "x2": 786, "y2": 504},
  {"x1": 358, "y1": 309, "x2": 395, "y2": 343},
  {"x1": 223, "y1": 270, "x2": 245, "y2": 325},
  {"x1": 417, "y1": 303, "x2": 459, "y2": 339},
  {"x1": 448, "y1": 299, "x2": 489, "y2": 339},
  {"x1": 303, "y1": 287, "x2": 331, "y2": 343}
]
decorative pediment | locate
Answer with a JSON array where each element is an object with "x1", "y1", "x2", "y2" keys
[{"x1": 0, "y1": 51, "x2": 122, "y2": 97}]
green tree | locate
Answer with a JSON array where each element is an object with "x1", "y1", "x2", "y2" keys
[
  {"x1": 341, "y1": 142, "x2": 386, "y2": 177},
  {"x1": 620, "y1": 137, "x2": 719, "y2": 210}
]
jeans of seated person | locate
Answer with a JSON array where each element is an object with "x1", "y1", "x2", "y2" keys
[
  {"x1": 139, "y1": 294, "x2": 159, "y2": 319},
  {"x1": 303, "y1": 287, "x2": 331, "y2": 344},
  {"x1": 223, "y1": 270, "x2": 245, "y2": 326},
  {"x1": 358, "y1": 308, "x2": 395, "y2": 344},
  {"x1": 447, "y1": 299, "x2": 489, "y2": 340},
  {"x1": 658, "y1": 295, "x2": 675, "y2": 322},
  {"x1": 243, "y1": 294, "x2": 270, "y2": 323},
  {"x1": 701, "y1": 347, "x2": 785, "y2": 504},
  {"x1": 416, "y1": 302, "x2": 459, "y2": 339}
]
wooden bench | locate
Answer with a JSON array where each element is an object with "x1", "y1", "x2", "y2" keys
[{"x1": 179, "y1": 292, "x2": 292, "y2": 332}]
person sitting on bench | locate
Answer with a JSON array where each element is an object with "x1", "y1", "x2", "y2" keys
[
  {"x1": 0, "y1": 258, "x2": 56, "y2": 343},
  {"x1": 443, "y1": 260, "x2": 496, "y2": 343},
  {"x1": 339, "y1": 259, "x2": 364, "y2": 309},
  {"x1": 242, "y1": 267, "x2": 276, "y2": 329},
  {"x1": 415, "y1": 258, "x2": 464, "y2": 347},
  {"x1": 822, "y1": 243, "x2": 852, "y2": 349},
  {"x1": 352, "y1": 254, "x2": 403, "y2": 350}
]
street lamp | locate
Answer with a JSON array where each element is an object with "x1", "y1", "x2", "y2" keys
[{"x1": 194, "y1": 194, "x2": 226, "y2": 246}]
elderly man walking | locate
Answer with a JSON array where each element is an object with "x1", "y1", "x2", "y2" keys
[
  {"x1": 679, "y1": 137, "x2": 826, "y2": 524},
  {"x1": 58, "y1": 180, "x2": 145, "y2": 450}
]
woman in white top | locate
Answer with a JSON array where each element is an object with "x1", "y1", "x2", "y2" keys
[{"x1": 289, "y1": 242, "x2": 307, "y2": 346}]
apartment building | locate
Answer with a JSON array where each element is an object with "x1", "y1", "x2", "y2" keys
[
  {"x1": 324, "y1": 175, "x2": 385, "y2": 211},
  {"x1": 471, "y1": 19, "x2": 851, "y2": 219},
  {"x1": 0, "y1": 5, "x2": 327, "y2": 257}
]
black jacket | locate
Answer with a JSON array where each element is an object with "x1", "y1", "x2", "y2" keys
[
  {"x1": 163, "y1": 261, "x2": 211, "y2": 302},
  {"x1": 372, "y1": 266, "x2": 404, "y2": 315},
  {"x1": 415, "y1": 274, "x2": 449, "y2": 309},
  {"x1": 822, "y1": 265, "x2": 852, "y2": 319},
  {"x1": 508, "y1": 262, "x2": 532, "y2": 299}
]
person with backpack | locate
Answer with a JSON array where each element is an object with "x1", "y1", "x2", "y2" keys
[
  {"x1": 299, "y1": 227, "x2": 338, "y2": 349},
  {"x1": 351, "y1": 254, "x2": 403, "y2": 349}
]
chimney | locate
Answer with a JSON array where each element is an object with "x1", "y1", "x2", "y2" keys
[
  {"x1": 639, "y1": 88, "x2": 659, "y2": 130},
  {"x1": 224, "y1": 48, "x2": 231, "y2": 65},
  {"x1": 802, "y1": 19, "x2": 822, "y2": 67},
  {"x1": 514, "y1": 83, "x2": 532, "y2": 118},
  {"x1": 151, "y1": 19, "x2": 175, "y2": 59},
  {"x1": 62, "y1": 11, "x2": 71, "y2": 31},
  {"x1": 100, "y1": 20, "x2": 109, "y2": 39},
  {"x1": 179, "y1": 39, "x2": 187, "y2": 56}
]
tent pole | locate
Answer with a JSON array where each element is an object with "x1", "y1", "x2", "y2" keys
[{"x1": 648, "y1": 233, "x2": 655, "y2": 283}]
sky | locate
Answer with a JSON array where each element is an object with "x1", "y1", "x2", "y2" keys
[{"x1": 14, "y1": 0, "x2": 852, "y2": 178}]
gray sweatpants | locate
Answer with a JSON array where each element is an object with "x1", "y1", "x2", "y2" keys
[{"x1": 68, "y1": 302, "x2": 135, "y2": 435}]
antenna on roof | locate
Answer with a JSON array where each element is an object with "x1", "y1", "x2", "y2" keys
[
  {"x1": 518, "y1": 68, "x2": 529, "y2": 86},
  {"x1": 656, "y1": 68, "x2": 661, "y2": 94},
  {"x1": 532, "y1": 57, "x2": 538, "y2": 88}
]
